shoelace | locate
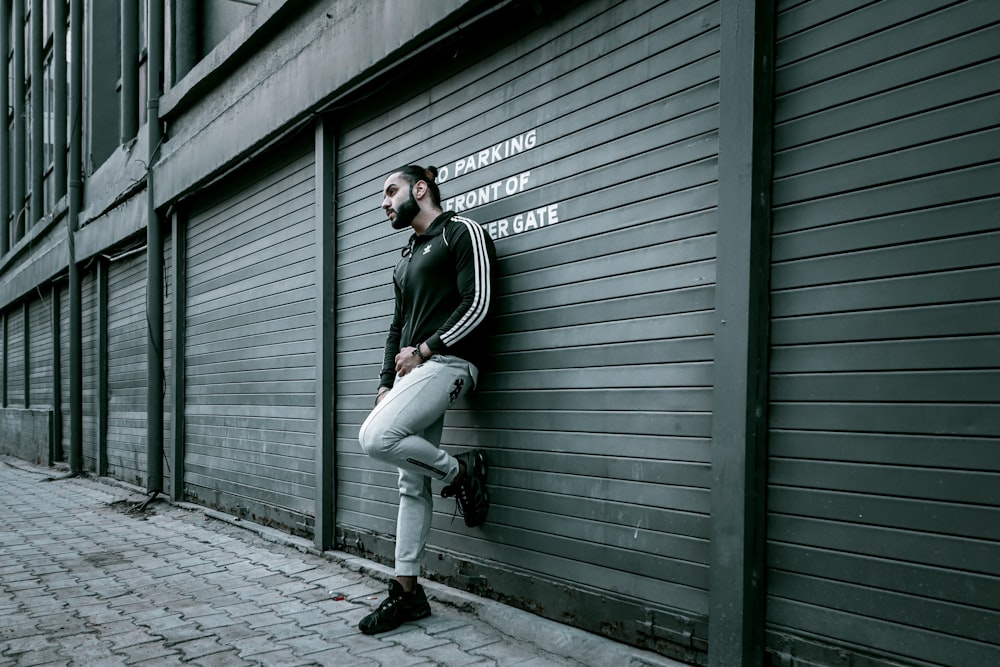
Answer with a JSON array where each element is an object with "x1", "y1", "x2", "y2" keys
[{"x1": 445, "y1": 482, "x2": 470, "y2": 524}]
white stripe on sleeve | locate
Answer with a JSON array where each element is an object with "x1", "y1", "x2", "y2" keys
[{"x1": 440, "y1": 216, "x2": 491, "y2": 346}]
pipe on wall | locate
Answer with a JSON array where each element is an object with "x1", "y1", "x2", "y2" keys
[
  {"x1": 146, "y1": 0, "x2": 165, "y2": 493},
  {"x1": 68, "y1": 0, "x2": 83, "y2": 474}
]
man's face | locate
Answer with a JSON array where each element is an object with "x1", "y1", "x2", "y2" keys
[{"x1": 382, "y1": 173, "x2": 420, "y2": 230}]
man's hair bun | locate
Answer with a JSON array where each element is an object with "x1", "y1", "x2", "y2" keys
[{"x1": 391, "y1": 164, "x2": 443, "y2": 207}]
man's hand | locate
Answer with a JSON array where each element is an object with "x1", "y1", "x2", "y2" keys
[{"x1": 395, "y1": 346, "x2": 422, "y2": 377}]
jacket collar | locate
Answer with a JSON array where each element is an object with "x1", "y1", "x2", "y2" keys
[{"x1": 412, "y1": 210, "x2": 454, "y2": 241}]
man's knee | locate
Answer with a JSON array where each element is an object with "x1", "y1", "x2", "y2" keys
[{"x1": 359, "y1": 420, "x2": 395, "y2": 460}]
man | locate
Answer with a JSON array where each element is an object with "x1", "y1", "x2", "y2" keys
[{"x1": 357, "y1": 164, "x2": 498, "y2": 635}]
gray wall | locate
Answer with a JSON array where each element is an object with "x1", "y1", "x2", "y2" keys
[{"x1": 765, "y1": 1, "x2": 1000, "y2": 664}]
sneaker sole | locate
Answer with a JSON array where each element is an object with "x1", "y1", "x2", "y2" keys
[
  {"x1": 465, "y1": 450, "x2": 489, "y2": 527},
  {"x1": 469, "y1": 450, "x2": 488, "y2": 482}
]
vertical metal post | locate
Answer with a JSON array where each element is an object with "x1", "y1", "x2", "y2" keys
[
  {"x1": 52, "y1": 283, "x2": 62, "y2": 462},
  {"x1": 22, "y1": 300, "x2": 29, "y2": 407},
  {"x1": 146, "y1": 200, "x2": 164, "y2": 492},
  {"x1": 68, "y1": 0, "x2": 83, "y2": 474},
  {"x1": 169, "y1": 209, "x2": 185, "y2": 502},
  {"x1": 709, "y1": 1, "x2": 775, "y2": 666},
  {"x1": 97, "y1": 257, "x2": 108, "y2": 476},
  {"x1": 146, "y1": 0, "x2": 164, "y2": 493},
  {"x1": 53, "y1": 0, "x2": 67, "y2": 202},
  {"x1": 1, "y1": 1, "x2": 10, "y2": 254},
  {"x1": 120, "y1": 0, "x2": 139, "y2": 143},
  {"x1": 314, "y1": 116, "x2": 337, "y2": 551},
  {"x1": 12, "y1": 0, "x2": 25, "y2": 240},
  {"x1": 2, "y1": 310, "x2": 6, "y2": 407},
  {"x1": 30, "y1": 0, "x2": 42, "y2": 225}
]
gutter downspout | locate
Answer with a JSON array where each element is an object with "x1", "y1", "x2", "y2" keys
[
  {"x1": 68, "y1": 0, "x2": 83, "y2": 474},
  {"x1": 146, "y1": 0, "x2": 165, "y2": 493}
]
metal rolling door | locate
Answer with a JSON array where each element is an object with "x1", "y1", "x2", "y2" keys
[
  {"x1": 335, "y1": 0, "x2": 720, "y2": 637},
  {"x1": 28, "y1": 293, "x2": 53, "y2": 409},
  {"x1": 6, "y1": 305, "x2": 24, "y2": 406},
  {"x1": 184, "y1": 134, "x2": 317, "y2": 532},
  {"x1": 81, "y1": 270, "x2": 98, "y2": 471},
  {"x1": 767, "y1": 1, "x2": 1000, "y2": 665},
  {"x1": 106, "y1": 251, "x2": 147, "y2": 486}
]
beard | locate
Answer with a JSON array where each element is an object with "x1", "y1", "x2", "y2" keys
[{"x1": 390, "y1": 191, "x2": 420, "y2": 230}]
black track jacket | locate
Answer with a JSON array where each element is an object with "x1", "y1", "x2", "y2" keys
[{"x1": 379, "y1": 211, "x2": 498, "y2": 390}]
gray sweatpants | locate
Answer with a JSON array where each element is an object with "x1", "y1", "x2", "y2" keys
[{"x1": 358, "y1": 355, "x2": 477, "y2": 577}]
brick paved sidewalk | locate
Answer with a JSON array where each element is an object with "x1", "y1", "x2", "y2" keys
[{"x1": 0, "y1": 458, "x2": 681, "y2": 667}]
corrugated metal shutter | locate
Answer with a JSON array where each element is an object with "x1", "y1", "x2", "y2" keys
[
  {"x1": 106, "y1": 250, "x2": 148, "y2": 486},
  {"x1": 81, "y1": 270, "x2": 98, "y2": 471},
  {"x1": 28, "y1": 292, "x2": 53, "y2": 408},
  {"x1": 767, "y1": 1, "x2": 1000, "y2": 665},
  {"x1": 184, "y1": 133, "x2": 316, "y2": 532},
  {"x1": 335, "y1": 0, "x2": 719, "y2": 646},
  {"x1": 6, "y1": 305, "x2": 24, "y2": 407}
]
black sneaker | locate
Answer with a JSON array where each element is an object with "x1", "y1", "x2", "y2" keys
[
  {"x1": 358, "y1": 580, "x2": 431, "y2": 635},
  {"x1": 441, "y1": 450, "x2": 490, "y2": 527}
]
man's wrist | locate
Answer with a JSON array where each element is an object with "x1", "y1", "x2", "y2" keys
[{"x1": 412, "y1": 343, "x2": 431, "y2": 362}]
